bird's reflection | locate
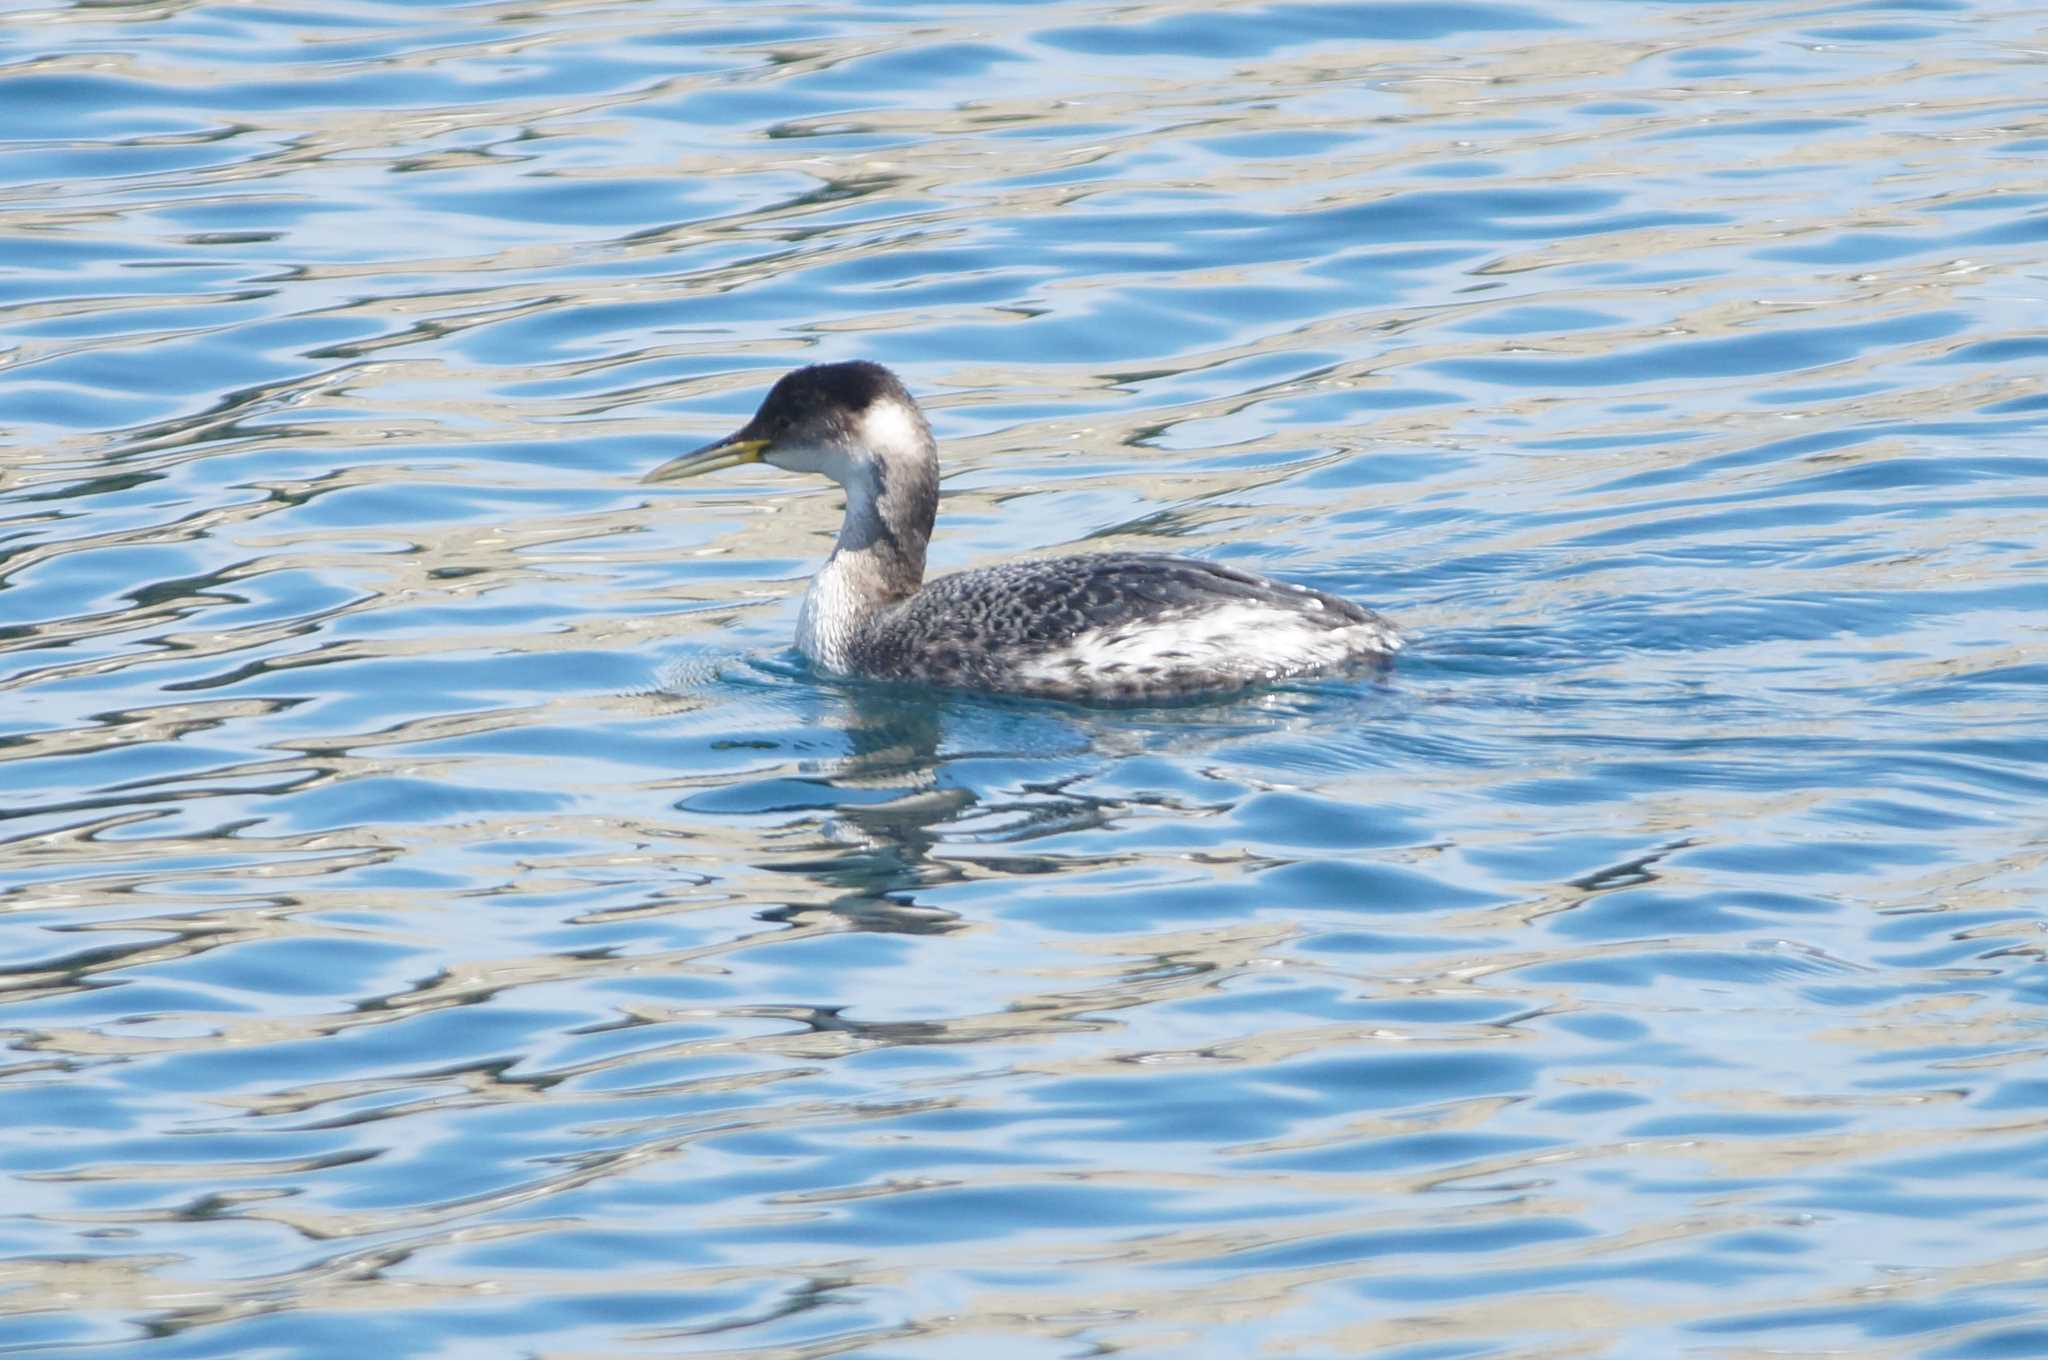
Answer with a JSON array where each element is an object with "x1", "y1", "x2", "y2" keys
[
  {"x1": 751, "y1": 684, "x2": 973, "y2": 934},
  {"x1": 724, "y1": 671, "x2": 1354, "y2": 937}
]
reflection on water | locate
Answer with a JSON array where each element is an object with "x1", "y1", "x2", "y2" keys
[{"x1": 5, "y1": 0, "x2": 2048, "y2": 1355}]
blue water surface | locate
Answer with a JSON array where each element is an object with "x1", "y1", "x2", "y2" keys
[{"x1": 3, "y1": 0, "x2": 2047, "y2": 1356}]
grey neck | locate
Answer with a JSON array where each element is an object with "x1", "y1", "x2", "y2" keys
[
  {"x1": 796, "y1": 440, "x2": 938, "y2": 670},
  {"x1": 829, "y1": 450, "x2": 935, "y2": 603}
]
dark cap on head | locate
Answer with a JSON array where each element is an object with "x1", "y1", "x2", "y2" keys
[{"x1": 754, "y1": 361, "x2": 913, "y2": 427}]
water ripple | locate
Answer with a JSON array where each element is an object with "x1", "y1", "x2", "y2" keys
[{"x1": 5, "y1": 0, "x2": 2048, "y2": 1356}]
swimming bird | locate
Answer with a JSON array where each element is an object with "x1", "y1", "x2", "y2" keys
[{"x1": 645, "y1": 362, "x2": 1399, "y2": 701}]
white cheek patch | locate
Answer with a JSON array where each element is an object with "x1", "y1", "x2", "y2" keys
[{"x1": 766, "y1": 438, "x2": 836, "y2": 478}]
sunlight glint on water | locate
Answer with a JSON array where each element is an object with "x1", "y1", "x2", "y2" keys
[{"x1": 3, "y1": 1, "x2": 2047, "y2": 1356}]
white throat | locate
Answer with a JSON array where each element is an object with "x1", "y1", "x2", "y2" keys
[
  {"x1": 796, "y1": 560, "x2": 860, "y2": 671},
  {"x1": 795, "y1": 467, "x2": 886, "y2": 673}
]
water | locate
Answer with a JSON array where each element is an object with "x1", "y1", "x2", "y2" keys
[{"x1": 4, "y1": 0, "x2": 2047, "y2": 1354}]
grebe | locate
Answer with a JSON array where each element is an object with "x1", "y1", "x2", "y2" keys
[{"x1": 645, "y1": 362, "x2": 1399, "y2": 702}]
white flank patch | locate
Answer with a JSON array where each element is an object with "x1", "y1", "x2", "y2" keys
[{"x1": 1012, "y1": 602, "x2": 1399, "y2": 688}]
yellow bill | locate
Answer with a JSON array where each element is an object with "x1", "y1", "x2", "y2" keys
[{"x1": 643, "y1": 436, "x2": 768, "y2": 484}]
